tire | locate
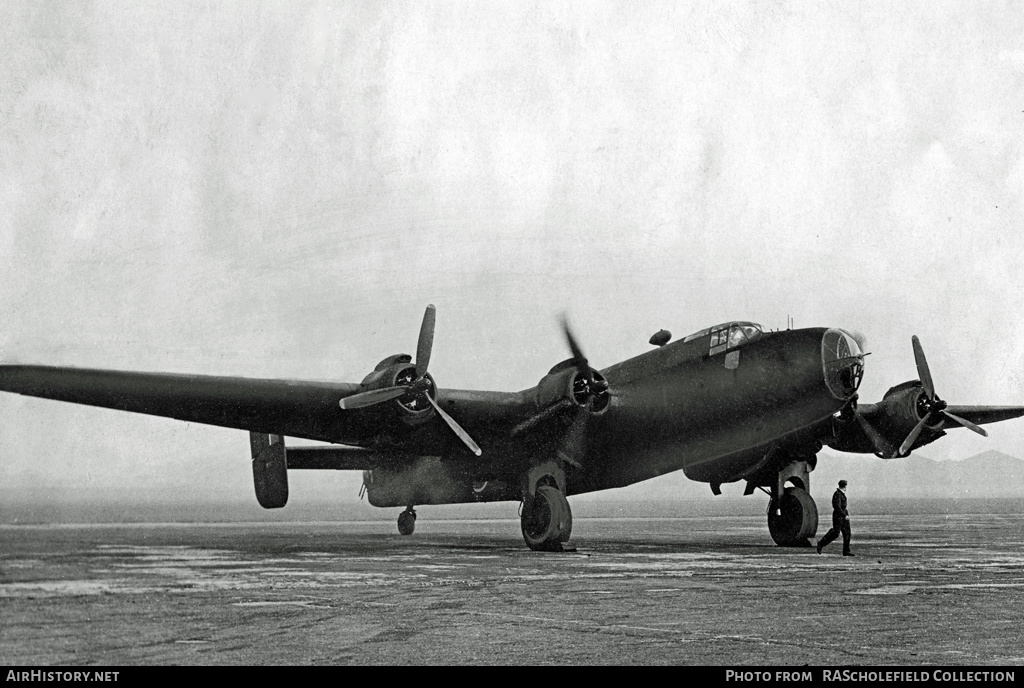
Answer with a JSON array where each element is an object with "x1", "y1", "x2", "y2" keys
[
  {"x1": 397, "y1": 510, "x2": 416, "y2": 536},
  {"x1": 522, "y1": 486, "x2": 572, "y2": 551},
  {"x1": 768, "y1": 486, "x2": 818, "y2": 547},
  {"x1": 555, "y1": 490, "x2": 573, "y2": 544}
]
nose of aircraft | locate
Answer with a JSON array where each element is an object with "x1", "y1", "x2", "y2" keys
[{"x1": 822, "y1": 329, "x2": 864, "y2": 400}]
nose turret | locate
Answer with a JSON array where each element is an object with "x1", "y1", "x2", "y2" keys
[{"x1": 822, "y1": 329, "x2": 864, "y2": 400}]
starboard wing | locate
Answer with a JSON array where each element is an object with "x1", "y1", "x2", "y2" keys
[
  {"x1": 0, "y1": 364, "x2": 534, "y2": 452},
  {"x1": 0, "y1": 364, "x2": 359, "y2": 442},
  {"x1": 943, "y1": 405, "x2": 1024, "y2": 427}
]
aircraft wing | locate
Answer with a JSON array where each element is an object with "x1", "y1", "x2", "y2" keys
[
  {"x1": 0, "y1": 364, "x2": 534, "y2": 452},
  {"x1": 944, "y1": 405, "x2": 1024, "y2": 427},
  {"x1": 0, "y1": 364, "x2": 360, "y2": 443}
]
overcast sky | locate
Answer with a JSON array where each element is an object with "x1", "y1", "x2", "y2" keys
[{"x1": 2, "y1": 2, "x2": 1024, "y2": 507}]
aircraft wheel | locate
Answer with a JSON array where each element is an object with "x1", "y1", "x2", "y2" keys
[
  {"x1": 768, "y1": 486, "x2": 818, "y2": 547},
  {"x1": 521, "y1": 486, "x2": 572, "y2": 551},
  {"x1": 397, "y1": 508, "x2": 416, "y2": 536}
]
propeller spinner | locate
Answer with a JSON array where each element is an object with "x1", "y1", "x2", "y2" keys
[{"x1": 339, "y1": 305, "x2": 481, "y2": 456}]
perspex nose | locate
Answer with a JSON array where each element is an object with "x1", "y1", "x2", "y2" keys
[{"x1": 822, "y1": 329, "x2": 864, "y2": 400}]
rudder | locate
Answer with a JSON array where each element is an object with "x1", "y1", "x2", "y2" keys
[{"x1": 249, "y1": 433, "x2": 288, "y2": 508}]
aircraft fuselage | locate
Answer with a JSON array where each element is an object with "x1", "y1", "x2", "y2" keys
[
  {"x1": 570, "y1": 326, "x2": 860, "y2": 494},
  {"x1": 356, "y1": 324, "x2": 864, "y2": 505}
]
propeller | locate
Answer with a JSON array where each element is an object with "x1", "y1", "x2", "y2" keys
[
  {"x1": 853, "y1": 336, "x2": 988, "y2": 459},
  {"x1": 338, "y1": 305, "x2": 481, "y2": 456},
  {"x1": 561, "y1": 316, "x2": 610, "y2": 400},
  {"x1": 336, "y1": 385, "x2": 408, "y2": 409},
  {"x1": 895, "y1": 336, "x2": 987, "y2": 456},
  {"x1": 556, "y1": 317, "x2": 610, "y2": 467},
  {"x1": 854, "y1": 409, "x2": 897, "y2": 459},
  {"x1": 426, "y1": 394, "x2": 481, "y2": 456}
]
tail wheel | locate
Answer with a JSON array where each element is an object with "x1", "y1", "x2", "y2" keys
[
  {"x1": 397, "y1": 508, "x2": 416, "y2": 536},
  {"x1": 521, "y1": 486, "x2": 572, "y2": 551},
  {"x1": 768, "y1": 486, "x2": 818, "y2": 547}
]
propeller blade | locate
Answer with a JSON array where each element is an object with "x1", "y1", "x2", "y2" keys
[
  {"x1": 416, "y1": 304, "x2": 436, "y2": 379},
  {"x1": 557, "y1": 406, "x2": 589, "y2": 468},
  {"x1": 339, "y1": 386, "x2": 407, "y2": 410},
  {"x1": 560, "y1": 316, "x2": 590, "y2": 377},
  {"x1": 427, "y1": 394, "x2": 482, "y2": 456},
  {"x1": 941, "y1": 410, "x2": 988, "y2": 437},
  {"x1": 898, "y1": 413, "x2": 932, "y2": 457},
  {"x1": 855, "y1": 411, "x2": 897, "y2": 458},
  {"x1": 911, "y1": 335, "x2": 935, "y2": 400}
]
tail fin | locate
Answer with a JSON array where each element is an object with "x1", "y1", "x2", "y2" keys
[{"x1": 249, "y1": 433, "x2": 288, "y2": 508}]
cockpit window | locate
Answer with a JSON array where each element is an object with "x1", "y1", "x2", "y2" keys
[
  {"x1": 731, "y1": 323, "x2": 762, "y2": 347},
  {"x1": 705, "y1": 322, "x2": 763, "y2": 355},
  {"x1": 728, "y1": 327, "x2": 747, "y2": 348},
  {"x1": 710, "y1": 327, "x2": 729, "y2": 348},
  {"x1": 683, "y1": 322, "x2": 764, "y2": 353}
]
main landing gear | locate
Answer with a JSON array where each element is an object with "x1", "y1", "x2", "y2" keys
[
  {"x1": 521, "y1": 485, "x2": 573, "y2": 551},
  {"x1": 766, "y1": 460, "x2": 818, "y2": 547},
  {"x1": 397, "y1": 506, "x2": 417, "y2": 536},
  {"x1": 768, "y1": 486, "x2": 817, "y2": 546}
]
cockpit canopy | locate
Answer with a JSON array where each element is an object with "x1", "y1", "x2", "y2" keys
[{"x1": 683, "y1": 322, "x2": 764, "y2": 353}]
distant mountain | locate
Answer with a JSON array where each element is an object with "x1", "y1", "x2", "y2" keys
[
  {"x1": 577, "y1": 450, "x2": 1024, "y2": 502},
  {"x1": 813, "y1": 450, "x2": 1024, "y2": 500}
]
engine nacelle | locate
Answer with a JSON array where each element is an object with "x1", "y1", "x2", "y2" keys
[
  {"x1": 832, "y1": 381, "x2": 945, "y2": 455},
  {"x1": 535, "y1": 361, "x2": 577, "y2": 408},
  {"x1": 356, "y1": 354, "x2": 436, "y2": 424},
  {"x1": 875, "y1": 381, "x2": 943, "y2": 438},
  {"x1": 534, "y1": 359, "x2": 610, "y2": 411}
]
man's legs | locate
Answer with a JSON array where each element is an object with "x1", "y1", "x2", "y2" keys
[
  {"x1": 841, "y1": 520, "x2": 853, "y2": 556},
  {"x1": 817, "y1": 526, "x2": 840, "y2": 553}
]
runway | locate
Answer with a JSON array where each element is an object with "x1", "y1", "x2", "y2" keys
[{"x1": 2, "y1": 509, "x2": 1024, "y2": 665}]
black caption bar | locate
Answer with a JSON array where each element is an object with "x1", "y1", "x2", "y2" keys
[{"x1": 722, "y1": 668, "x2": 1015, "y2": 683}]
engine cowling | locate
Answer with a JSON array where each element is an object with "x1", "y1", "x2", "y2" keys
[
  {"x1": 356, "y1": 354, "x2": 437, "y2": 424},
  {"x1": 874, "y1": 382, "x2": 945, "y2": 439},
  {"x1": 832, "y1": 381, "x2": 945, "y2": 456},
  {"x1": 337, "y1": 306, "x2": 482, "y2": 456},
  {"x1": 535, "y1": 359, "x2": 609, "y2": 412}
]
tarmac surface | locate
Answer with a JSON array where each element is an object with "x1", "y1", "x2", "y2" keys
[{"x1": 2, "y1": 509, "x2": 1024, "y2": 665}]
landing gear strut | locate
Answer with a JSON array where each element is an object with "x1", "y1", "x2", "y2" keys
[
  {"x1": 521, "y1": 485, "x2": 573, "y2": 552},
  {"x1": 766, "y1": 460, "x2": 818, "y2": 547},
  {"x1": 397, "y1": 506, "x2": 416, "y2": 536}
]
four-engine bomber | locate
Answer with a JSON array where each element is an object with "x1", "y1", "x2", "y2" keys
[{"x1": 2, "y1": 305, "x2": 1022, "y2": 550}]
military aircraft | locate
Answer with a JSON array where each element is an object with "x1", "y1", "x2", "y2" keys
[{"x1": 2, "y1": 305, "x2": 1023, "y2": 551}]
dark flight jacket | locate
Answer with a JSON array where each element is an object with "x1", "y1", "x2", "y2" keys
[{"x1": 832, "y1": 489, "x2": 848, "y2": 521}]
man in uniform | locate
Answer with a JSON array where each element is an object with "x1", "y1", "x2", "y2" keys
[{"x1": 816, "y1": 479, "x2": 853, "y2": 556}]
